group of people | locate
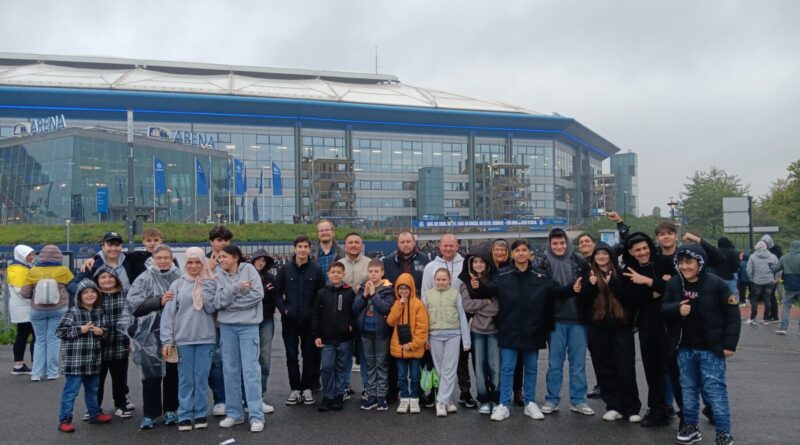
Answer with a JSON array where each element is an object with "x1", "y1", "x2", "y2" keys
[{"x1": 6, "y1": 216, "x2": 799, "y2": 445}]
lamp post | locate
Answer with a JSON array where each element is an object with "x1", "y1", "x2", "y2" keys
[
  {"x1": 667, "y1": 197, "x2": 681, "y2": 242},
  {"x1": 65, "y1": 218, "x2": 71, "y2": 253}
]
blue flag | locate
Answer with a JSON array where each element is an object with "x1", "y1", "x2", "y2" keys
[
  {"x1": 154, "y1": 157, "x2": 167, "y2": 195},
  {"x1": 258, "y1": 166, "x2": 264, "y2": 194},
  {"x1": 272, "y1": 161, "x2": 283, "y2": 196},
  {"x1": 195, "y1": 158, "x2": 208, "y2": 196},
  {"x1": 234, "y1": 159, "x2": 246, "y2": 196}
]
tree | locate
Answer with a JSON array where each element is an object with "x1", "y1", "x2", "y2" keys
[
  {"x1": 680, "y1": 167, "x2": 749, "y2": 239},
  {"x1": 761, "y1": 159, "x2": 800, "y2": 243}
]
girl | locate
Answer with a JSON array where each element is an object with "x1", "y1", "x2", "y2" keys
[
  {"x1": 55, "y1": 279, "x2": 113, "y2": 432},
  {"x1": 161, "y1": 247, "x2": 217, "y2": 431},
  {"x1": 458, "y1": 244, "x2": 500, "y2": 415},
  {"x1": 20, "y1": 244, "x2": 73, "y2": 381},
  {"x1": 126, "y1": 244, "x2": 181, "y2": 430},
  {"x1": 8, "y1": 244, "x2": 35, "y2": 375},
  {"x1": 250, "y1": 248, "x2": 277, "y2": 414},
  {"x1": 386, "y1": 273, "x2": 428, "y2": 414},
  {"x1": 94, "y1": 267, "x2": 131, "y2": 418},
  {"x1": 213, "y1": 245, "x2": 265, "y2": 433},
  {"x1": 425, "y1": 268, "x2": 470, "y2": 417},
  {"x1": 582, "y1": 242, "x2": 640, "y2": 422}
]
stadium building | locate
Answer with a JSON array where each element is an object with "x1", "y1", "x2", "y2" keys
[{"x1": 0, "y1": 53, "x2": 622, "y2": 230}]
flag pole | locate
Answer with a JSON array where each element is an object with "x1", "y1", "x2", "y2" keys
[
  {"x1": 194, "y1": 157, "x2": 198, "y2": 223},
  {"x1": 153, "y1": 155, "x2": 157, "y2": 223}
]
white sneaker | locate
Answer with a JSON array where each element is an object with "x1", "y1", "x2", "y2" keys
[
  {"x1": 285, "y1": 390, "x2": 302, "y2": 405},
  {"x1": 602, "y1": 410, "x2": 623, "y2": 421},
  {"x1": 540, "y1": 402, "x2": 558, "y2": 414},
  {"x1": 219, "y1": 417, "x2": 244, "y2": 428},
  {"x1": 250, "y1": 420, "x2": 264, "y2": 433},
  {"x1": 262, "y1": 402, "x2": 275, "y2": 414},
  {"x1": 524, "y1": 402, "x2": 545, "y2": 420},
  {"x1": 352, "y1": 363, "x2": 361, "y2": 372},
  {"x1": 776, "y1": 329, "x2": 788, "y2": 335},
  {"x1": 491, "y1": 404, "x2": 510, "y2": 421},
  {"x1": 570, "y1": 403, "x2": 595, "y2": 416},
  {"x1": 478, "y1": 403, "x2": 492, "y2": 415},
  {"x1": 435, "y1": 403, "x2": 447, "y2": 417},
  {"x1": 302, "y1": 389, "x2": 315, "y2": 405},
  {"x1": 628, "y1": 414, "x2": 641, "y2": 423},
  {"x1": 212, "y1": 403, "x2": 226, "y2": 416},
  {"x1": 446, "y1": 403, "x2": 457, "y2": 413},
  {"x1": 409, "y1": 398, "x2": 420, "y2": 414},
  {"x1": 745, "y1": 319, "x2": 756, "y2": 325},
  {"x1": 397, "y1": 398, "x2": 410, "y2": 413}
]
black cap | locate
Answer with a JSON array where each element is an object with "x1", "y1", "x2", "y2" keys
[{"x1": 102, "y1": 232, "x2": 124, "y2": 244}]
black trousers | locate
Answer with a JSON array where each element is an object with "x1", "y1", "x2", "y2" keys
[
  {"x1": 282, "y1": 320, "x2": 319, "y2": 391},
  {"x1": 590, "y1": 326, "x2": 641, "y2": 416},
  {"x1": 99, "y1": 357, "x2": 129, "y2": 410},
  {"x1": 13, "y1": 322, "x2": 35, "y2": 362},
  {"x1": 769, "y1": 283, "x2": 780, "y2": 320},
  {"x1": 142, "y1": 362, "x2": 178, "y2": 418},
  {"x1": 638, "y1": 328, "x2": 670, "y2": 414},
  {"x1": 457, "y1": 341, "x2": 471, "y2": 394}
]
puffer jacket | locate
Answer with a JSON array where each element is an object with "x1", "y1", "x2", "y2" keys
[
  {"x1": 772, "y1": 240, "x2": 800, "y2": 291},
  {"x1": 352, "y1": 279, "x2": 395, "y2": 337},
  {"x1": 386, "y1": 273, "x2": 429, "y2": 359},
  {"x1": 274, "y1": 257, "x2": 325, "y2": 325}
]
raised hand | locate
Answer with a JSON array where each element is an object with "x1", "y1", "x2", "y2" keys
[
  {"x1": 470, "y1": 273, "x2": 480, "y2": 289},
  {"x1": 573, "y1": 276, "x2": 583, "y2": 293},
  {"x1": 623, "y1": 268, "x2": 651, "y2": 286},
  {"x1": 161, "y1": 290, "x2": 174, "y2": 306},
  {"x1": 606, "y1": 211, "x2": 622, "y2": 223},
  {"x1": 679, "y1": 299, "x2": 691, "y2": 316}
]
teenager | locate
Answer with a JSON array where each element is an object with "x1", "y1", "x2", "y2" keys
[{"x1": 8, "y1": 244, "x2": 35, "y2": 375}]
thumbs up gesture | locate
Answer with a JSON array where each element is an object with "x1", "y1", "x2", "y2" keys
[{"x1": 573, "y1": 276, "x2": 583, "y2": 293}]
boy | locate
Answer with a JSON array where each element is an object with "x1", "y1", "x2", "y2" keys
[
  {"x1": 206, "y1": 225, "x2": 233, "y2": 416},
  {"x1": 312, "y1": 262, "x2": 356, "y2": 411},
  {"x1": 662, "y1": 244, "x2": 740, "y2": 445},
  {"x1": 352, "y1": 259, "x2": 395, "y2": 411},
  {"x1": 207, "y1": 225, "x2": 233, "y2": 265}
]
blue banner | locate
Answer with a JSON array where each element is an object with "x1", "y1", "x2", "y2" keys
[
  {"x1": 258, "y1": 166, "x2": 264, "y2": 194},
  {"x1": 153, "y1": 157, "x2": 167, "y2": 195},
  {"x1": 96, "y1": 187, "x2": 109, "y2": 214},
  {"x1": 272, "y1": 161, "x2": 283, "y2": 196},
  {"x1": 234, "y1": 159, "x2": 246, "y2": 196},
  {"x1": 195, "y1": 158, "x2": 208, "y2": 196}
]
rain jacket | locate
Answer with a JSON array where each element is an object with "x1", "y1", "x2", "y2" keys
[
  {"x1": 7, "y1": 245, "x2": 34, "y2": 323},
  {"x1": 386, "y1": 273, "x2": 429, "y2": 359}
]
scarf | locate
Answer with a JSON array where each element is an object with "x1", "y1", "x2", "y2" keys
[{"x1": 183, "y1": 247, "x2": 213, "y2": 310}]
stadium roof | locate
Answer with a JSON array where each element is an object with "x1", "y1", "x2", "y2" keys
[{"x1": 0, "y1": 52, "x2": 538, "y2": 114}]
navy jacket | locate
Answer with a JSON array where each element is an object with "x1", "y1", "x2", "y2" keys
[{"x1": 274, "y1": 257, "x2": 325, "y2": 325}]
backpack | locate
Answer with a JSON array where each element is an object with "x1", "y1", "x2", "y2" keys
[{"x1": 33, "y1": 278, "x2": 60, "y2": 305}]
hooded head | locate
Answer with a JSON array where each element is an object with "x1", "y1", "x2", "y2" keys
[
  {"x1": 458, "y1": 242, "x2": 497, "y2": 284},
  {"x1": 36, "y1": 245, "x2": 64, "y2": 265},
  {"x1": 93, "y1": 266, "x2": 123, "y2": 293},
  {"x1": 622, "y1": 232, "x2": 656, "y2": 268},
  {"x1": 394, "y1": 273, "x2": 418, "y2": 301},
  {"x1": 791, "y1": 240, "x2": 800, "y2": 254},
  {"x1": 718, "y1": 237, "x2": 735, "y2": 250},
  {"x1": 76, "y1": 278, "x2": 103, "y2": 310},
  {"x1": 546, "y1": 228, "x2": 573, "y2": 259},
  {"x1": 674, "y1": 243, "x2": 708, "y2": 283},
  {"x1": 184, "y1": 246, "x2": 213, "y2": 310},
  {"x1": 13, "y1": 244, "x2": 35, "y2": 266},
  {"x1": 591, "y1": 242, "x2": 617, "y2": 268},
  {"x1": 754, "y1": 241, "x2": 767, "y2": 251},
  {"x1": 760, "y1": 234, "x2": 775, "y2": 249},
  {"x1": 249, "y1": 248, "x2": 275, "y2": 272}
]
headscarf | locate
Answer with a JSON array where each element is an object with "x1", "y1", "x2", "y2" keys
[
  {"x1": 8, "y1": 245, "x2": 34, "y2": 287},
  {"x1": 184, "y1": 246, "x2": 213, "y2": 310}
]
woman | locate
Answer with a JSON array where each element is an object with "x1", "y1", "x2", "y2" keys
[
  {"x1": 21, "y1": 244, "x2": 74, "y2": 381},
  {"x1": 8, "y1": 244, "x2": 36, "y2": 375},
  {"x1": 213, "y1": 245, "x2": 265, "y2": 433},
  {"x1": 126, "y1": 244, "x2": 181, "y2": 430},
  {"x1": 582, "y1": 242, "x2": 641, "y2": 422},
  {"x1": 250, "y1": 248, "x2": 277, "y2": 414},
  {"x1": 160, "y1": 247, "x2": 217, "y2": 431}
]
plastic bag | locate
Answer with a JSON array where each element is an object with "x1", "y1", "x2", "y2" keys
[{"x1": 421, "y1": 367, "x2": 433, "y2": 394}]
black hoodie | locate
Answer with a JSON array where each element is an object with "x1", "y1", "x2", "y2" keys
[
  {"x1": 662, "y1": 243, "x2": 741, "y2": 357},
  {"x1": 457, "y1": 243, "x2": 498, "y2": 298},
  {"x1": 714, "y1": 237, "x2": 740, "y2": 281},
  {"x1": 620, "y1": 232, "x2": 666, "y2": 330},
  {"x1": 581, "y1": 242, "x2": 639, "y2": 328}
]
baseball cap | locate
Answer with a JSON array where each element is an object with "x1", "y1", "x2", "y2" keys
[{"x1": 102, "y1": 232, "x2": 124, "y2": 244}]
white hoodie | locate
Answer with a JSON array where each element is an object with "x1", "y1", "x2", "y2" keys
[{"x1": 420, "y1": 253, "x2": 465, "y2": 305}]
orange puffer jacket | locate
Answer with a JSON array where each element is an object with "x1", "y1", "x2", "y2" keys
[{"x1": 386, "y1": 273, "x2": 429, "y2": 359}]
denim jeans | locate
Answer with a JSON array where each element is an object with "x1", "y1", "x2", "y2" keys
[
  {"x1": 208, "y1": 329, "x2": 225, "y2": 404},
  {"x1": 723, "y1": 279, "x2": 739, "y2": 297},
  {"x1": 60, "y1": 374, "x2": 100, "y2": 421},
  {"x1": 30, "y1": 307, "x2": 67, "y2": 378},
  {"x1": 677, "y1": 348, "x2": 732, "y2": 434},
  {"x1": 177, "y1": 344, "x2": 214, "y2": 422},
  {"x1": 471, "y1": 332, "x2": 500, "y2": 404},
  {"x1": 220, "y1": 323, "x2": 263, "y2": 423},
  {"x1": 259, "y1": 315, "x2": 275, "y2": 395},
  {"x1": 545, "y1": 322, "x2": 588, "y2": 405},
  {"x1": 749, "y1": 283, "x2": 773, "y2": 321},
  {"x1": 780, "y1": 290, "x2": 800, "y2": 331},
  {"x1": 320, "y1": 340, "x2": 353, "y2": 399},
  {"x1": 396, "y1": 358, "x2": 421, "y2": 398},
  {"x1": 362, "y1": 334, "x2": 389, "y2": 398},
  {"x1": 500, "y1": 348, "x2": 539, "y2": 407}
]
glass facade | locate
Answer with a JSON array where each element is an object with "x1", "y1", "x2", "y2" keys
[{"x1": 610, "y1": 151, "x2": 639, "y2": 217}]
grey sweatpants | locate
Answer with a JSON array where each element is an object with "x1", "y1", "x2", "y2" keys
[
  {"x1": 361, "y1": 334, "x2": 389, "y2": 398},
  {"x1": 430, "y1": 334, "x2": 462, "y2": 405}
]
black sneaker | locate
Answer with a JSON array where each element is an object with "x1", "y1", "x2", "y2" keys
[
  {"x1": 702, "y1": 405, "x2": 715, "y2": 425},
  {"x1": 360, "y1": 397, "x2": 378, "y2": 410},
  {"x1": 714, "y1": 432, "x2": 734, "y2": 445},
  {"x1": 178, "y1": 420, "x2": 192, "y2": 431},
  {"x1": 421, "y1": 394, "x2": 436, "y2": 408},
  {"x1": 459, "y1": 392, "x2": 477, "y2": 409},
  {"x1": 331, "y1": 395, "x2": 344, "y2": 411},
  {"x1": 676, "y1": 425, "x2": 702, "y2": 445},
  {"x1": 587, "y1": 384, "x2": 601, "y2": 399},
  {"x1": 318, "y1": 398, "x2": 332, "y2": 412},
  {"x1": 641, "y1": 409, "x2": 671, "y2": 427},
  {"x1": 11, "y1": 364, "x2": 32, "y2": 375}
]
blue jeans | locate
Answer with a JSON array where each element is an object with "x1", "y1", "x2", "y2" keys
[
  {"x1": 220, "y1": 323, "x2": 263, "y2": 423},
  {"x1": 500, "y1": 348, "x2": 539, "y2": 407},
  {"x1": 320, "y1": 340, "x2": 353, "y2": 399},
  {"x1": 780, "y1": 290, "x2": 800, "y2": 331},
  {"x1": 259, "y1": 316, "x2": 275, "y2": 395},
  {"x1": 723, "y1": 279, "x2": 739, "y2": 297},
  {"x1": 396, "y1": 358, "x2": 421, "y2": 398},
  {"x1": 471, "y1": 332, "x2": 500, "y2": 404},
  {"x1": 177, "y1": 344, "x2": 213, "y2": 422},
  {"x1": 31, "y1": 307, "x2": 67, "y2": 378},
  {"x1": 60, "y1": 374, "x2": 100, "y2": 421},
  {"x1": 209, "y1": 329, "x2": 225, "y2": 404},
  {"x1": 545, "y1": 322, "x2": 588, "y2": 405},
  {"x1": 677, "y1": 348, "x2": 732, "y2": 434}
]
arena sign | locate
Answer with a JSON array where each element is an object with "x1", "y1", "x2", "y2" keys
[
  {"x1": 13, "y1": 114, "x2": 67, "y2": 136},
  {"x1": 147, "y1": 126, "x2": 216, "y2": 149}
]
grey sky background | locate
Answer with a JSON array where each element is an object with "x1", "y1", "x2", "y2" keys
[{"x1": 2, "y1": 0, "x2": 798, "y2": 215}]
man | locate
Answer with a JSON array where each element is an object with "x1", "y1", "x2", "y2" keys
[
  {"x1": 341, "y1": 232, "x2": 370, "y2": 290},
  {"x1": 70, "y1": 232, "x2": 133, "y2": 296},
  {"x1": 761, "y1": 235, "x2": 784, "y2": 322},
  {"x1": 421, "y1": 234, "x2": 475, "y2": 408},
  {"x1": 772, "y1": 240, "x2": 800, "y2": 335},
  {"x1": 313, "y1": 219, "x2": 344, "y2": 277},
  {"x1": 275, "y1": 235, "x2": 325, "y2": 406},
  {"x1": 576, "y1": 233, "x2": 596, "y2": 262}
]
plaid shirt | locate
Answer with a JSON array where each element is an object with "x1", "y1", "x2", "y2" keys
[
  {"x1": 100, "y1": 291, "x2": 130, "y2": 361},
  {"x1": 55, "y1": 306, "x2": 108, "y2": 375}
]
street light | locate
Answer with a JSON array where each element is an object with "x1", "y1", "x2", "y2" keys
[
  {"x1": 667, "y1": 197, "x2": 681, "y2": 242},
  {"x1": 65, "y1": 218, "x2": 71, "y2": 253}
]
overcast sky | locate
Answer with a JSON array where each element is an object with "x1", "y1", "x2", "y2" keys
[{"x1": 2, "y1": 0, "x2": 798, "y2": 215}]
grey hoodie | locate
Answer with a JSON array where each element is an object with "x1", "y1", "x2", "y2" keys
[
  {"x1": 214, "y1": 262, "x2": 264, "y2": 325},
  {"x1": 747, "y1": 247, "x2": 778, "y2": 285},
  {"x1": 160, "y1": 276, "x2": 218, "y2": 346},
  {"x1": 421, "y1": 253, "x2": 465, "y2": 304}
]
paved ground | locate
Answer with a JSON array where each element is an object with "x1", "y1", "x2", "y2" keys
[{"x1": 1, "y1": 309, "x2": 799, "y2": 445}]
